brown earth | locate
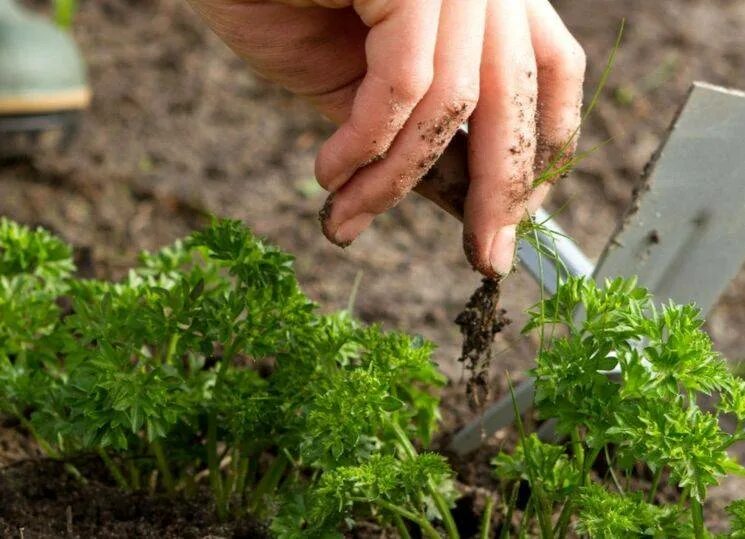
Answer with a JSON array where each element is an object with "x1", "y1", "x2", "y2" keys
[{"x1": 2, "y1": 0, "x2": 745, "y2": 536}]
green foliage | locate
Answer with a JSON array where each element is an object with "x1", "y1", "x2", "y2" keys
[
  {"x1": 727, "y1": 500, "x2": 745, "y2": 538},
  {"x1": 493, "y1": 276, "x2": 745, "y2": 538},
  {"x1": 0, "y1": 218, "x2": 454, "y2": 536},
  {"x1": 52, "y1": 0, "x2": 78, "y2": 29},
  {"x1": 575, "y1": 484, "x2": 690, "y2": 538}
]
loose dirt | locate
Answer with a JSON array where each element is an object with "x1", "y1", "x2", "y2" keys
[{"x1": 455, "y1": 278, "x2": 511, "y2": 410}]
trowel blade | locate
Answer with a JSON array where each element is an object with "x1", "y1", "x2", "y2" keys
[{"x1": 594, "y1": 82, "x2": 745, "y2": 315}]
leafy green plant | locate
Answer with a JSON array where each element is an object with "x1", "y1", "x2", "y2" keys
[
  {"x1": 493, "y1": 276, "x2": 745, "y2": 538},
  {"x1": 0, "y1": 217, "x2": 457, "y2": 537}
]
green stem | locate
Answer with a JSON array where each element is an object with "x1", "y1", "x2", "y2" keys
[
  {"x1": 480, "y1": 496, "x2": 495, "y2": 539},
  {"x1": 648, "y1": 467, "x2": 663, "y2": 504},
  {"x1": 554, "y1": 445, "x2": 599, "y2": 539},
  {"x1": 678, "y1": 488, "x2": 689, "y2": 508},
  {"x1": 128, "y1": 459, "x2": 141, "y2": 491},
  {"x1": 691, "y1": 499, "x2": 705, "y2": 539},
  {"x1": 393, "y1": 512, "x2": 413, "y2": 539},
  {"x1": 553, "y1": 501, "x2": 573, "y2": 539},
  {"x1": 233, "y1": 450, "x2": 250, "y2": 516},
  {"x1": 519, "y1": 496, "x2": 534, "y2": 539},
  {"x1": 164, "y1": 333, "x2": 180, "y2": 365},
  {"x1": 17, "y1": 415, "x2": 60, "y2": 459},
  {"x1": 206, "y1": 411, "x2": 226, "y2": 520},
  {"x1": 204, "y1": 339, "x2": 240, "y2": 519},
  {"x1": 499, "y1": 482, "x2": 520, "y2": 539},
  {"x1": 151, "y1": 440, "x2": 175, "y2": 494},
  {"x1": 97, "y1": 448, "x2": 130, "y2": 492},
  {"x1": 571, "y1": 429, "x2": 585, "y2": 471},
  {"x1": 390, "y1": 422, "x2": 459, "y2": 539},
  {"x1": 604, "y1": 446, "x2": 624, "y2": 495},
  {"x1": 17, "y1": 412, "x2": 86, "y2": 484},
  {"x1": 249, "y1": 453, "x2": 288, "y2": 515},
  {"x1": 363, "y1": 498, "x2": 441, "y2": 539}
]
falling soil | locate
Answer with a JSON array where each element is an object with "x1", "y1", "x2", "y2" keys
[{"x1": 455, "y1": 278, "x2": 511, "y2": 410}]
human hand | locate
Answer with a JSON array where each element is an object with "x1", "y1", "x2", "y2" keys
[{"x1": 188, "y1": 0, "x2": 585, "y2": 277}]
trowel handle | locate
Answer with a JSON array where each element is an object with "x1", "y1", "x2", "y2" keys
[{"x1": 414, "y1": 129, "x2": 469, "y2": 222}]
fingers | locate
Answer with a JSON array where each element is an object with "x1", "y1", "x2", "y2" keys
[
  {"x1": 320, "y1": 0, "x2": 487, "y2": 246},
  {"x1": 525, "y1": 0, "x2": 586, "y2": 213},
  {"x1": 314, "y1": 0, "x2": 442, "y2": 193},
  {"x1": 464, "y1": 0, "x2": 537, "y2": 277}
]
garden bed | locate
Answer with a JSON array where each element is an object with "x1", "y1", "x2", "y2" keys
[{"x1": 2, "y1": 0, "x2": 745, "y2": 537}]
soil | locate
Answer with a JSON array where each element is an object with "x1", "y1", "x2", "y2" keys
[
  {"x1": 455, "y1": 278, "x2": 510, "y2": 410},
  {"x1": 0, "y1": 459, "x2": 269, "y2": 539},
  {"x1": 2, "y1": 0, "x2": 745, "y2": 536}
]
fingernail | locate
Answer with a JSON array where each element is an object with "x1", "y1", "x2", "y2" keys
[
  {"x1": 326, "y1": 172, "x2": 349, "y2": 193},
  {"x1": 490, "y1": 225, "x2": 517, "y2": 276},
  {"x1": 333, "y1": 213, "x2": 376, "y2": 247}
]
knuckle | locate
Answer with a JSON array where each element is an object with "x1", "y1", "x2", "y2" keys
[
  {"x1": 543, "y1": 38, "x2": 587, "y2": 80},
  {"x1": 393, "y1": 65, "x2": 434, "y2": 104},
  {"x1": 444, "y1": 81, "x2": 480, "y2": 116}
]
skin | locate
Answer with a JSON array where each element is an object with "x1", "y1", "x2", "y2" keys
[{"x1": 187, "y1": 0, "x2": 586, "y2": 277}]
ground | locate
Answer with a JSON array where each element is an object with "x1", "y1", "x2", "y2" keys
[{"x1": 1, "y1": 0, "x2": 745, "y2": 536}]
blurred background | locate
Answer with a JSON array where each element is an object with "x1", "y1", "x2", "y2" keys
[{"x1": 2, "y1": 1, "x2": 745, "y2": 397}]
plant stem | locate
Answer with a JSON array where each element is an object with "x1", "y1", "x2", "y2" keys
[
  {"x1": 249, "y1": 453, "x2": 288, "y2": 515},
  {"x1": 17, "y1": 415, "x2": 59, "y2": 459},
  {"x1": 164, "y1": 333, "x2": 180, "y2": 365},
  {"x1": 499, "y1": 482, "x2": 520, "y2": 539},
  {"x1": 390, "y1": 422, "x2": 459, "y2": 539},
  {"x1": 554, "y1": 444, "x2": 599, "y2": 539},
  {"x1": 648, "y1": 467, "x2": 663, "y2": 503},
  {"x1": 206, "y1": 411, "x2": 226, "y2": 520},
  {"x1": 151, "y1": 440, "x2": 175, "y2": 494},
  {"x1": 364, "y1": 499, "x2": 441, "y2": 539},
  {"x1": 97, "y1": 448, "x2": 130, "y2": 491},
  {"x1": 393, "y1": 513, "x2": 413, "y2": 539},
  {"x1": 480, "y1": 495, "x2": 495, "y2": 539},
  {"x1": 519, "y1": 496, "x2": 534, "y2": 539},
  {"x1": 604, "y1": 446, "x2": 624, "y2": 495},
  {"x1": 553, "y1": 501, "x2": 573, "y2": 539},
  {"x1": 128, "y1": 459, "x2": 141, "y2": 491},
  {"x1": 233, "y1": 448, "x2": 250, "y2": 516},
  {"x1": 691, "y1": 499, "x2": 705, "y2": 539},
  {"x1": 678, "y1": 488, "x2": 689, "y2": 508}
]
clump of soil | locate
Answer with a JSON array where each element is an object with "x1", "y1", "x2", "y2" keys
[
  {"x1": 0, "y1": 459, "x2": 269, "y2": 539},
  {"x1": 455, "y1": 278, "x2": 511, "y2": 410}
]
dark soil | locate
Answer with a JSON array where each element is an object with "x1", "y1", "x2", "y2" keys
[
  {"x1": 2, "y1": 0, "x2": 745, "y2": 535},
  {"x1": 0, "y1": 459, "x2": 269, "y2": 539},
  {"x1": 455, "y1": 278, "x2": 510, "y2": 410}
]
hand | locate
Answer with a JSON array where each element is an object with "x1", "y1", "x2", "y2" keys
[{"x1": 188, "y1": 0, "x2": 585, "y2": 277}]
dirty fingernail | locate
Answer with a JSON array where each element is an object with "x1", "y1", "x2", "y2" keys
[
  {"x1": 490, "y1": 225, "x2": 517, "y2": 276},
  {"x1": 333, "y1": 213, "x2": 376, "y2": 247}
]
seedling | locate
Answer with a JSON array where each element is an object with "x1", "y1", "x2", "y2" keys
[
  {"x1": 0, "y1": 218, "x2": 458, "y2": 536},
  {"x1": 493, "y1": 276, "x2": 745, "y2": 538}
]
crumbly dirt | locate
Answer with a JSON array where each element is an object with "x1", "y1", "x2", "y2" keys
[
  {"x1": 3, "y1": 0, "x2": 745, "y2": 533},
  {"x1": 0, "y1": 459, "x2": 269, "y2": 539},
  {"x1": 455, "y1": 278, "x2": 511, "y2": 410}
]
